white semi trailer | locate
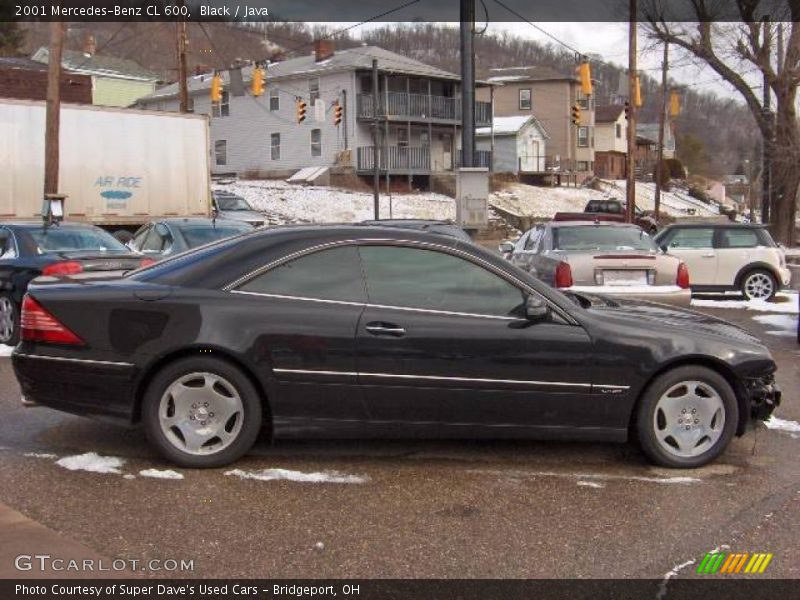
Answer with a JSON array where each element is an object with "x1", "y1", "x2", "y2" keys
[{"x1": 0, "y1": 98, "x2": 212, "y2": 241}]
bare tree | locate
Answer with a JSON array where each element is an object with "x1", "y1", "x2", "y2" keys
[{"x1": 643, "y1": 0, "x2": 799, "y2": 245}]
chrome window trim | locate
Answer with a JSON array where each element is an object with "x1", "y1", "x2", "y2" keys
[
  {"x1": 224, "y1": 237, "x2": 577, "y2": 325},
  {"x1": 232, "y1": 290, "x2": 365, "y2": 308},
  {"x1": 13, "y1": 353, "x2": 134, "y2": 367}
]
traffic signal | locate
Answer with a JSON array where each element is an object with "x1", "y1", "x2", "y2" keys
[
  {"x1": 296, "y1": 98, "x2": 307, "y2": 124},
  {"x1": 579, "y1": 61, "x2": 593, "y2": 96},
  {"x1": 210, "y1": 73, "x2": 222, "y2": 103},
  {"x1": 251, "y1": 66, "x2": 264, "y2": 97},
  {"x1": 624, "y1": 101, "x2": 631, "y2": 120},
  {"x1": 571, "y1": 103, "x2": 581, "y2": 126},
  {"x1": 633, "y1": 75, "x2": 643, "y2": 108},
  {"x1": 669, "y1": 89, "x2": 681, "y2": 117},
  {"x1": 333, "y1": 100, "x2": 343, "y2": 126}
]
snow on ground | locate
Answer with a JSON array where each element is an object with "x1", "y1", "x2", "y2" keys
[
  {"x1": 691, "y1": 293, "x2": 799, "y2": 314},
  {"x1": 0, "y1": 345, "x2": 13, "y2": 358},
  {"x1": 224, "y1": 468, "x2": 368, "y2": 484},
  {"x1": 23, "y1": 452, "x2": 57, "y2": 459},
  {"x1": 607, "y1": 180, "x2": 722, "y2": 217},
  {"x1": 752, "y1": 314, "x2": 798, "y2": 337},
  {"x1": 765, "y1": 417, "x2": 800, "y2": 434},
  {"x1": 576, "y1": 481, "x2": 605, "y2": 489},
  {"x1": 139, "y1": 468, "x2": 184, "y2": 480},
  {"x1": 55, "y1": 452, "x2": 125, "y2": 475},
  {"x1": 215, "y1": 179, "x2": 455, "y2": 224}
]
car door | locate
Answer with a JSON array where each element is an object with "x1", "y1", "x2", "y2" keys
[
  {"x1": 714, "y1": 227, "x2": 761, "y2": 286},
  {"x1": 231, "y1": 244, "x2": 369, "y2": 426},
  {"x1": 356, "y1": 243, "x2": 596, "y2": 434},
  {"x1": 661, "y1": 227, "x2": 718, "y2": 286}
]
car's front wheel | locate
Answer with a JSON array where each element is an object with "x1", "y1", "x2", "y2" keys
[
  {"x1": 741, "y1": 269, "x2": 777, "y2": 301},
  {"x1": 142, "y1": 357, "x2": 263, "y2": 467},
  {"x1": 0, "y1": 293, "x2": 19, "y2": 346},
  {"x1": 636, "y1": 366, "x2": 738, "y2": 468}
]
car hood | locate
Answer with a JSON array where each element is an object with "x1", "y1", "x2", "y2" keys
[{"x1": 570, "y1": 292, "x2": 764, "y2": 346}]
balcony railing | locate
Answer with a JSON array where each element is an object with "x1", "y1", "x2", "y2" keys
[
  {"x1": 357, "y1": 92, "x2": 492, "y2": 126},
  {"x1": 455, "y1": 150, "x2": 493, "y2": 170},
  {"x1": 357, "y1": 146, "x2": 432, "y2": 172}
]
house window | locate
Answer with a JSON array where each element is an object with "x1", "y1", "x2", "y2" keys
[
  {"x1": 397, "y1": 128, "x2": 409, "y2": 147},
  {"x1": 519, "y1": 89, "x2": 531, "y2": 110},
  {"x1": 615, "y1": 123, "x2": 622, "y2": 139},
  {"x1": 212, "y1": 91, "x2": 230, "y2": 118},
  {"x1": 270, "y1": 133, "x2": 280, "y2": 161},
  {"x1": 577, "y1": 96, "x2": 590, "y2": 110},
  {"x1": 310, "y1": 129, "x2": 322, "y2": 157},
  {"x1": 309, "y1": 79, "x2": 320, "y2": 104},
  {"x1": 269, "y1": 88, "x2": 279, "y2": 111},
  {"x1": 420, "y1": 131, "x2": 430, "y2": 146},
  {"x1": 214, "y1": 140, "x2": 227, "y2": 165},
  {"x1": 578, "y1": 126, "x2": 589, "y2": 147},
  {"x1": 576, "y1": 160, "x2": 589, "y2": 172}
]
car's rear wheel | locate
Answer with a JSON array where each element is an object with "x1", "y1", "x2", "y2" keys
[
  {"x1": 741, "y1": 269, "x2": 777, "y2": 301},
  {"x1": 142, "y1": 357, "x2": 262, "y2": 468},
  {"x1": 0, "y1": 294, "x2": 19, "y2": 346},
  {"x1": 636, "y1": 366, "x2": 738, "y2": 468}
]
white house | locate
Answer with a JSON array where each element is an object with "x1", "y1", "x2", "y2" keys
[{"x1": 476, "y1": 115, "x2": 548, "y2": 174}]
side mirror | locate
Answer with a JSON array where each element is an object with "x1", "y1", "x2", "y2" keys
[
  {"x1": 498, "y1": 242, "x2": 515, "y2": 255},
  {"x1": 524, "y1": 295, "x2": 550, "y2": 322},
  {"x1": 659, "y1": 244, "x2": 668, "y2": 253}
]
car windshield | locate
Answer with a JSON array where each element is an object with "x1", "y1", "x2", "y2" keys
[
  {"x1": 28, "y1": 227, "x2": 130, "y2": 255},
  {"x1": 177, "y1": 223, "x2": 252, "y2": 248},
  {"x1": 553, "y1": 226, "x2": 657, "y2": 252},
  {"x1": 216, "y1": 196, "x2": 252, "y2": 211}
]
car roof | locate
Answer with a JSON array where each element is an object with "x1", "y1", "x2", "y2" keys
[{"x1": 661, "y1": 222, "x2": 766, "y2": 229}]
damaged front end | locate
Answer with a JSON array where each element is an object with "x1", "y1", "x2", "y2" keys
[{"x1": 745, "y1": 373, "x2": 781, "y2": 423}]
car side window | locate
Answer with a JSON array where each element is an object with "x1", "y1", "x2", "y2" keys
[
  {"x1": 719, "y1": 228, "x2": 759, "y2": 249},
  {"x1": 0, "y1": 229, "x2": 14, "y2": 259},
  {"x1": 360, "y1": 245, "x2": 525, "y2": 317},
  {"x1": 514, "y1": 231, "x2": 530, "y2": 253},
  {"x1": 238, "y1": 245, "x2": 366, "y2": 303},
  {"x1": 667, "y1": 228, "x2": 714, "y2": 249},
  {"x1": 524, "y1": 227, "x2": 541, "y2": 251},
  {"x1": 131, "y1": 225, "x2": 150, "y2": 250},
  {"x1": 141, "y1": 225, "x2": 168, "y2": 253}
]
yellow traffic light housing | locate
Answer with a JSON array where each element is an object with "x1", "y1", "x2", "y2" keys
[
  {"x1": 296, "y1": 98, "x2": 307, "y2": 124},
  {"x1": 633, "y1": 75, "x2": 643, "y2": 108},
  {"x1": 579, "y1": 61, "x2": 593, "y2": 96},
  {"x1": 333, "y1": 100, "x2": 343, "y2": 126},
  {"x1": 669, "y1": 89, "x2": 681, "y2": 117},
  {"x1": 571, "y1": 103, "x2": 581, "y2": 126},
  {"x1": 251, "y1": 67, "x2": 264, "y2": 97},
  {"x1": 210, "y1": 73, "x2": 222, "y2": 103}
]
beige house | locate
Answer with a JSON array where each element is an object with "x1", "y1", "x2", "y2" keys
[
  {"x1": 32, "y1": 44, "x2": 160, "y2": 108},
  {"x1": 477, "y1": 66, "x2": 595, "y2": 179},
  {"x1": 594, "y1": 104, "x2": 628, "y2": 179}
]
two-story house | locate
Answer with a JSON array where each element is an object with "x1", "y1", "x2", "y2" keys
[
  {"x1": 136, "y1": 43, "x2": 492, "y2": 187},
  {"x1": 476, "y1": 66, "x2": 595, "y2": 180},
  {"x1": 594, "y1": 104, "x2": 627, "y2": 179}
]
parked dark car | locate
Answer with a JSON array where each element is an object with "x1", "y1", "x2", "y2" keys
[
  {"x1": 359, "y1": 219, "x2": 472, "y2": 241},
  {"x1": 12, "y1": 226, "x2": 779, "y2": 469},
  {"x1": 212, "y1": 191, "x2": 267, "y2": 227},
  {"x1": 128, "y1": 218, "x2": 254, "y2": 260},
  {"x1": 0, "y1": 221, "x2": 151, "y2": 345},
  {"x1": 554, "y1": 199, "x2": 659, "y2": 234}
]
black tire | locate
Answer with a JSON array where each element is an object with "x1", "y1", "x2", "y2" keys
[
  {"x1": 636, "y1": 366, "x2": 738, "y2": 468},
  {"x1": 113, "y1": 230, "x2": 134, "y2": 244},
  {"x1": 0, "y1": 293, "x2": 19, "y2": 346},
  {"x1": 142, "y1": 357, "x2": 263, "y2": 468},
  {"x1": 740, "y1": 268, "x2": 777, "y2": 301}
]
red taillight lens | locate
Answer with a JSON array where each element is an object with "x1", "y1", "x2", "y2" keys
[
  {"x1": 20, "y1": 295, "x2": 84, "y2": 346},
  {"x1": 42, "y1": 261, "x2": 83, "y2": 276},
  {"x1": 555, "y1": 261, "x2": 574, "y2": 288},
  {"x1": 677, "y1": 262, "x2": 690, "y2": 289},
  {"x1": 139, "y1": 258, "x2": 156, "y2": 268}
]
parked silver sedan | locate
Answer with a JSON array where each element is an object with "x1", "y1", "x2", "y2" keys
[{"x1": 500, "y1": 222, "x2": 691, "y2": 306}]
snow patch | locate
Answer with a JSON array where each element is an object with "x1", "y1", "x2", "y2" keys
[
  {"x1": 752, "y1": 313, "x2": 797, "y2": 330},
  {"x1": 55, "y1": 452, "x2": 125, "y2": 475},
  {"x1": 123, "y1": 474, "x2": 136, "y2": 480},
  {"x1": 691, "y1": 294, "x2": 798, "y2": 314},
  {"x1": 139, "y1": 468, "x2": 184, "y2": 480},
  {"x1": 656, "y1": 559, "x2": 695, "y2": 600},
  {"x1": 474, "y1": 469, "x2": 701, "y2": 485},
  {"x1": 224, "y1": 468, "x2": 368, "y2": 484},
  {"x1": 0, "y1": 345, "x2": 13, "y2": 358},
  {"x1": 24, "y1": 452, "x2": 57, "y2": 459},
  {"x1": 577, "y1": 481, "x2": 605, "y2": 489},
  {"x1": 765, "y1": 416, "x2": 800, "y2": 434}
]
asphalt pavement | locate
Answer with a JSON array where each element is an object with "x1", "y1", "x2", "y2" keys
[{"x1": 0, "y1": 302, "x2": 797, "y2": 581}]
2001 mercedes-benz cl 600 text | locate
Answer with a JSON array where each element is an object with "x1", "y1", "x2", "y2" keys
[{"x1": 12, "y1": 226, "x2": 780, "y2": 468}]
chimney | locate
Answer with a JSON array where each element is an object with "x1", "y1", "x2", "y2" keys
[
  {"x1": 83, "y1": 33, "x2": 96, "y2": 56},
  {"x1": 314, "y1": 39, "x2": 335, "y2": 63}
]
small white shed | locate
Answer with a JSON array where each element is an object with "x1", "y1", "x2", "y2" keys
[{"x1": 476, "y1": 115, "x2": 549, "y2": 174}]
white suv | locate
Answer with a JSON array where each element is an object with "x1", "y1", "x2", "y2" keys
[{"x1": 653, "y1": 224, "x2": 791, "y2": 300}]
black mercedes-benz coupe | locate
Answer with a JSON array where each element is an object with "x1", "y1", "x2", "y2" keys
[{"x1": 11, "y1": 226, "x2": 780, "y2": 468}]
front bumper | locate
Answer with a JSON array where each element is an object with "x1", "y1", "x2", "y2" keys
[
  {"x1": 746, "y1": 375, "x2": 781, "y2": 423},
  {"x1": 778, "y1": 266, "x2": 792, "y2": 287}
]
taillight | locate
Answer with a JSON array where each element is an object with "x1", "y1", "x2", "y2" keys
[
  {"x1": 20, "y1": 295, "x2": 84, "y2": 346},
  {"x1": 139, "y1": 258, "x2": 156, "y2": 268},
  {"x1": 42, "y1": 261, "x2": 83, "y2": 276},
  {"x1": 677, "y1": 262, "x2": 690, "y2": 289},
  {"x1": 555, "y1": 261, "x2": 574, "y2": 288}
]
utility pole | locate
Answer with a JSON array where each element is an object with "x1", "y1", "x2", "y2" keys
[
  {"x1": 460, "y1": 0, "x2": 475, "y2": 168},
  {"x1": 177, "y1": 0, "x2": 189, "y2": 113},
  {"x1": 625, "y1": 0, "x2": 637, "y2": 224},
  {"x1": 372, "y1": 59, "x2": 380, "y2": 219},
  {"x1": 44, "y1": 21, "x2": 65, "y2": 197},
  {"x1": 761, "y1": 17, "x2": 772, "y2": 224},
  {"x1": 654, "y1": 41, "x2": 668, "y2": 221}
]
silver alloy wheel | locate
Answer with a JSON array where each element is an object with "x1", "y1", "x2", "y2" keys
[
  {"x1": 0, "y1": 297, "x2": 14, "y2": 343},
  {"x1": 159, "y1": 372, "x2": 244, "y2": 455},
  {"x1": 653, "y1": 380, "x2": 725, "y2": 458},
  {"x1": 743, "y1": 272, "x2": 774, "y2": 300}
]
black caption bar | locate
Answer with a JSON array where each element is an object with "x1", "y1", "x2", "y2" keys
[
  {"x1": 3, "y1": 579, "x2": 798, "y2": 600},
  {"x1": 2, "y1": 0, "x2": 794, "y2": 22}
]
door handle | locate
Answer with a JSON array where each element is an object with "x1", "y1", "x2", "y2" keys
[{"x1": 365, "y1": 322, "x2": 406, "y2": 337}]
